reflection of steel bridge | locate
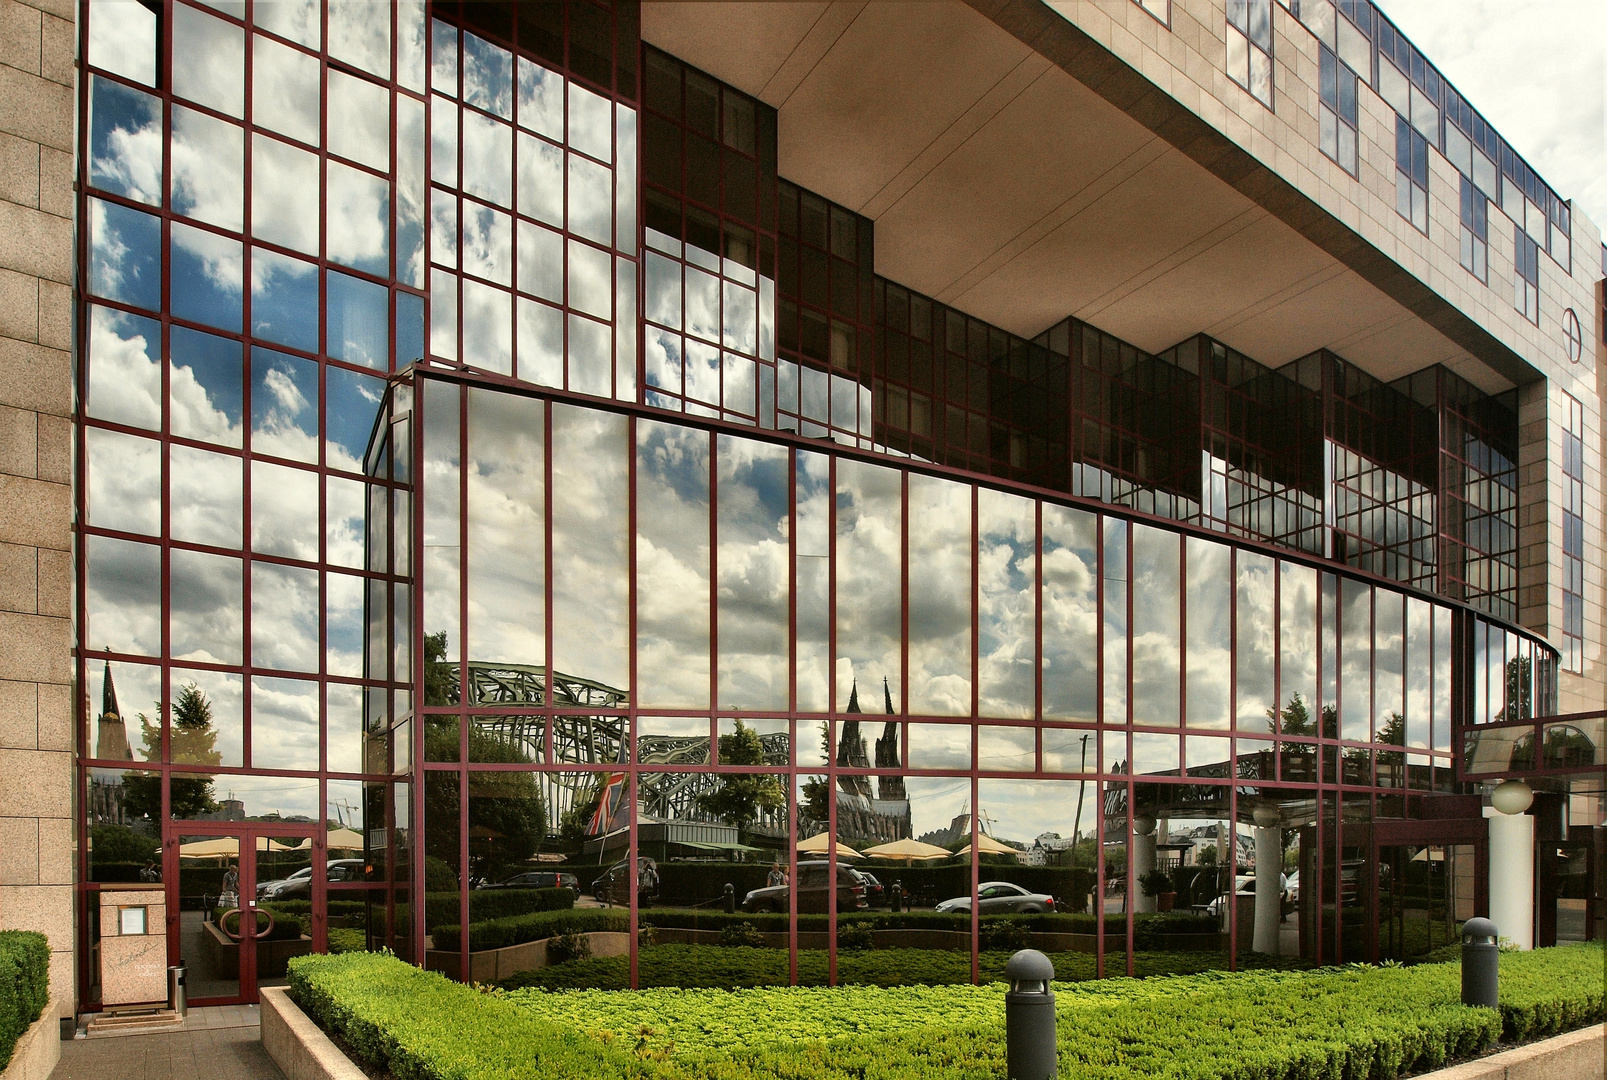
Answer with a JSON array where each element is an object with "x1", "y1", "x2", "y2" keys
[
  {"x1": 636, "y1": 733, "x2": 789, "y2": 828},
  {"x1": 446, "y1": 663, "x2": 789, "y2": 835},
  {"x1": 446, "y1": 663, "x2": 631, "y2": 710}
]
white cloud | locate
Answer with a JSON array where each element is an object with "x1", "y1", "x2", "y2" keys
[
  {"x1": 252, "y1": 562, "x2": 321, "y2": 673},
  {"x1": 171, "y1": 106, "x2": 244, "y2": 231},
  {"x1": 1378, "y1": 0, "x2": 1607, "y2": 229},
  {"x1": 251, "y1": 676, "x2": 321, "y2": 771},
  {"x1": 87, "y1": 307, "x2": 161, "y2": 430},
  {"x1": 550, "y1": 405, "x2": 631, "y2": 690},
  {"x1": 327, "y1": 159, "x2": 390, "y2": 275},
  {"x1": 169, "y1": 549, "x2": 243, "y2": 665},
  {"x1": 635, "y1": 420, "x2": 712, "y2": 708}
]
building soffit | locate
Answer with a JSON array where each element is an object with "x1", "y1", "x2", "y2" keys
[{"x1": 640, "y1": 0, "x2": 1539, "y2": 393}]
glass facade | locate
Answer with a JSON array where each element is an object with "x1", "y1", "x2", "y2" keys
[
  {"x1": 73, "y1": 0, "x2": 1589, "y2": 1008},
  {"x1": 375, "y1": 371, "x2": 1548, "y2": 984}
]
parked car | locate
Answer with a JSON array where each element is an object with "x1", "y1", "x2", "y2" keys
[
  {"x1": 477, "y1": 870, "x2": 580, "y2": 897},
  {"x1": 742, "y1": 861, "x2": 868, "y2": 914},
  {"x1": 934, "y1": 881, "x2": 1055, "y2": 916},
  {"x1": 257, "y1": 859, "x2": 367, "y2": 901},
  {"x1": 1204, "y1": 875, "x2": 1255, "y2": 916},
  {"x1": 591, "y1": 857, "x2": 658, "y2": 906},
  {"x1": 857, "y1": 871, "x2": 887, "y2": 908}
]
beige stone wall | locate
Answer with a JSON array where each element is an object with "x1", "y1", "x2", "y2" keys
[{"x1": 0, "y1": 0, "x2": 77, "y2": 1021}]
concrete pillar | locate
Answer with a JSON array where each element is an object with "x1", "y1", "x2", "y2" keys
[
  {"x1": 1486, "y1": 809, "x2": 1535, "y2": 950},
  {"x1": 1253, "y1": 826, "x2": 1282, "y2": 954},
  {"x1": 1132, "y1": 823, "x2": 1156, "y2": 914},
  {"x1": 0, "y1": 0, "x2": 80, "y2": 1022}
]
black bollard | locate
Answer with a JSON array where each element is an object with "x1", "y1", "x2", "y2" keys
[
  {"x1": 723, "y1": 882, "x2": 736, "y2": 914},
  {"x1": 1461, "y1": 917, "x2": 1499, "y2": 1008},
  {"x1": 1004, "y1": 950, "x2": 1056, "y2": 1080},
  {"x1": 890, "y1": 881, "x2": 902, "y2": 913}
]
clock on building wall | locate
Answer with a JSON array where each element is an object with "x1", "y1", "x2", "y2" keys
[{"x1": 1562, "y1": 308, "x2": 1583, "y2": 363}]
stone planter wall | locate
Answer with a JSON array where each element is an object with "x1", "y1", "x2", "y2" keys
[{"x1": 0, "y1": 999, "x2": 60, "y2": 1080}]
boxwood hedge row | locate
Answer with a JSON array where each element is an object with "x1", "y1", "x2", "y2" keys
[
  {"x1": 288, "y1": 943, "x2": 1603, "y2": 1080},
  {"x1": 0, "y1": 931, "x2": 49, "y2": 1071},
  {"x1": 497, "y1": 944, "x2": 1305, "y2": 991}
]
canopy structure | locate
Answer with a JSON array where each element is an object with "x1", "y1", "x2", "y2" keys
[
  {"x1": 953, "y1": 833, "x2": 1019, "y2": 859},
  {"x1": 861, "y1": 838, "x2": 950, "y2": 863},
  {"x1": 797, "y1": 832, "x2": 862, "y2": 859},
  {"x1": 325, "y1": 828, "x2": 364, "y2": 851},
  {"x1": 178, "y1": 836, "x2": 311, "y2": 859}
]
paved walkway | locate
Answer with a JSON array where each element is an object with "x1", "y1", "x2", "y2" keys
[{"x1": 50, "y1": 1006, "x2": 284, "y2": 1080}]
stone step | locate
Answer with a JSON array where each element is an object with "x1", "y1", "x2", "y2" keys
[{"x1": 86, "y1": 1009, "x2": 184, "y2": 1035}]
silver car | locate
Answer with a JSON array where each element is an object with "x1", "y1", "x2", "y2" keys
[{"x1": 934, "y1": 881, "x2": 1055, "y2": 915}]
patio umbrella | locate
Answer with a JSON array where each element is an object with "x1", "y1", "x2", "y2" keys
[
  {"x1": 953, "y1": 833, "x2": 1019, "y2": 859},
  {"x1": 178, "y1": 836, "x2": 239, "y2": 858},
  {"x1": 797, "y1": 832, "x2": 863, "y2": 859},
  {"x1": 861, "y1": 838, "x2": 950, "y2": 863},
  {"x1": 325, "y1": 828, "x2": 364, "y2": 851},
  {"x1": 177, "y1": 836, "x2": 311, "y2": 858}
]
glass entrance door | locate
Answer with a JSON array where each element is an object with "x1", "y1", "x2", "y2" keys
[{"x1": 172, "y1": 826, "x2": 324, "y2": 1003}]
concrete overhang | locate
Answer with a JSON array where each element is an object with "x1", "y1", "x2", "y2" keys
[{"x1": 642, "y1": 0, "x2": 1538, "y2": 393}]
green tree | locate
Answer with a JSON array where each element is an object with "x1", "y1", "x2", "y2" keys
[
  {"x1": 122, "y1": 682, "x2": 221, "y2": 822},
  {"x1": 695, "y1": 721, "x2": 784, "y2": 841},
  {"x1": 423, "y1": 631, "x2": 458, "y2": 707},
  {"x1": 1267, "y1": 692, "x2": 1315, "y2": 736}
]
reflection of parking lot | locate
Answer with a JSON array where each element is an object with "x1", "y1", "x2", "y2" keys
[{"x1": 178, "y1": 909, "x2": 238, "y2": 999}]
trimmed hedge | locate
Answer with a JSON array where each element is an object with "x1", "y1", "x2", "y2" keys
[
  {"x1": 435, "y1": 909, "x2": 628, "y2": 953},
  {"x1": 497, "y1": 944, "x2": 1304, "y2": 991},
  {"x1": 0, "y1": 931, "x2": 49, "y2": 1071},
  {"x1": 287, "y1": 944, "x2": 1604, "y2": 1080},
  {"x1": 442, "y1": 906, "x2": 1216, "y2": 953},
  {"x1": 423, "y1": 887, "x2": 574, "y2": 931}
]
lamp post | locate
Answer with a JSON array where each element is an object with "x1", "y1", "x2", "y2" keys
[{"x1": 1487, "y1": 780, "x2": 1534, "y2": 950}]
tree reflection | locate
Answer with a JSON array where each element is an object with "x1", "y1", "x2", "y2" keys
[
  {"x1": 125, "y1": 682, "x2": 222, "y2": 820},
  {"x1": 696, "y1": 721, "x2": 784, "y2": 843}
]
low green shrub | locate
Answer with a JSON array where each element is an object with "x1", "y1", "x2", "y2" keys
[
  {"x1": 433, "y1": 908, "x2": 629, "y2": 952},
  {"x1": 978, "y1": 918, "x2": 1029, "y2": 952},
  {"x1": 289, "y1": 945, "x2": 1603, "y2": 1080},
  {"x1": 288, "y1": 952, "x2": 637, "y2": 1080},
  {"x1": 424, "y1": 887, "x2": 574, "y2": 931},
  {"x1": 1481, "y1": 941, "x2": 1605, "y2": 1041},
  {"x1": 546, "y1": 932, "x2": 592, "y2": 965},
  {"x1": 496, "y1": 944, "x2": 1302, "y2": 991},
  {"x1": 327, "y1": 928, "x2": 367, "y2": 954},
  {"x1": 717, "y1": 922, "x2": 766, "y2": 948},
  {"x1": 0, "y1": 931, "x2": 49, "y2": 1071},
  {"x1": 835, "y1": 921, "x2": 875, "y2": 950}
]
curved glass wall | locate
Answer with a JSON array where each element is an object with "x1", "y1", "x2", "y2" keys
[{"x1": 390, "y1": 373, "x2": 1557, "y2": 986}]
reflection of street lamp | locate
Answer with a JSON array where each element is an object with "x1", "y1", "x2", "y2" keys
[{"x1": 1071, "y1": 734, "x2": 1090, "y2": 846}]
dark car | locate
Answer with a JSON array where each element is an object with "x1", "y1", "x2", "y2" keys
[
  {"x1": 857, "y1": 871, "x2": 887, "y2": 908},
  {"x1": 477, "y1": 870, "x2": 580, "y2": 896},
  {"x1": 934, "y1": 881, "x2": 1055, "y2": 915},
  {"x1": 742, "y1": 861, "x2": 868, "y2": 914},
  {"x1": 257, "y1": 859, "x2": 367, "y2": 901},
  {"x1": 591, "y1": 857, "x2": 658, "y2": 906}
]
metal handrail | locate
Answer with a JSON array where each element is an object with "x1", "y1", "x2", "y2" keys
[{"x1": 218, "y1": 907, "x2": 277, "y2": 942}]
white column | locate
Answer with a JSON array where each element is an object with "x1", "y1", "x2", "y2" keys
[
  {"x1": 1486, "y1": 809, "x2": 1535, "y2": 949},
  {"x1": 1132, "y1": 831, "x2": 1157, "y2": 914},
  {"x1": 1253, "y1": 826, "x2": 1282, "y2": 954}
]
